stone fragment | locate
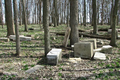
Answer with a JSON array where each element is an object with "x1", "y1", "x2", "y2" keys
[
  {"x1": 74, "y1": 42, "x2": 93, "y2": 59},
  {"x1": 0, "y1": 38, "x2": 9, "y2": 42},
  {"x1": 47, "y1": 48, "x2": 62, "y2": 65},
  {"x1": 68, "y1": 58, "x2": 81, "y2": 63},
  {"x1": 94, "y1": 52, "x2": 106, "y2": 60},
  {"x1": 101, "y1": 45, "x2": 112, "y2": 54},
  {"x1": 26, "y1": 65, "x2": 44, "y2": 73}
]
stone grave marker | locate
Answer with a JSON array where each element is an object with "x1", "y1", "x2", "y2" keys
[
  {"x1": 62, "y1": 27, "x2": 71, "y2": 47},
  {"x1": 74, "y1": 42, "x2": 93, "y2": 59},
  {"x1": 9, "y1": 35, "x2": 31, "y2": 41},
  {"x1": 47, "y1": 48, "x2": 62, "y2": 65}
]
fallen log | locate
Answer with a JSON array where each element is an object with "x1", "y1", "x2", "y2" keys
[
  {"x1": 56, "y1": 32, "x2": 111, "y2": 40},
  {"x1": 79, "y1": 32, "x2": 111, "y2": 40},
  {"x1": 98, "y1": 28, "x2": 109, "y2": 31}
]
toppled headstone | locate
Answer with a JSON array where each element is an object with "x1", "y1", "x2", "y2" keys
[
  {"x1": 101, "y1": 45, "x2": 112, "y2": 54},
  {"x1": 26, "y1": 65, "x2": 44, "y2": 74},
  {"x1": 62, "y1": 27, "x2": 71, "y2": 47},
  {"x1": 74, "y1": 42, "x2": 93, "y2": 59},
  {"x1": 47, "y1": 48, "x2": 62, "y2": 65},
  {"x1": 82, "y1": 39, "x2": 97, "y2": 49},
  {"x1": 9, "y1": 35, "x2": 31, "y2": 41},
  {"x1": 94, "y1": 52, "x2": 106, "y2": 60},
  {"x1": 0, "y1": 38, "x2": 9, "y2": 42}
]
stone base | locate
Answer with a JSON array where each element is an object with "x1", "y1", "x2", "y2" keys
[
  {"x1": 74, "y1": 42, "x2": 93, "y2": 59},
  {"x1": 47, "y1": 49, "x2": 62, "y2": 65}
]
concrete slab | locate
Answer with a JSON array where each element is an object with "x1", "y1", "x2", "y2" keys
[
  {"x1": 47, "y1": 48, "x2": 62, "y2": 65},
  {"x1": 74, "y1": 42, "x2": 93, "y2": 59},
  {"x1": 94, "y1": 52, "x2": 106, "y2": 60},
  {"x1": 9, "y1": 35, "x2": 31, "y2": 41}
]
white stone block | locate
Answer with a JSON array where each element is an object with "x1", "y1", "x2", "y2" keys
[
  {"x1": 74, "y1": 42, "x2": 93, "y2": 59},
  {"x1": 82, "y1": 39, "x2": 97, "y2": 49},
  {"x1": 94, "y1": 52, "x2": 106, "y2": 60},
  {"x1": 47, "y1": 48, "x2": 62, "y2": 65},
  {"x1": 101, "y1": 45, "x2": 112, "y2": 54},
  {"x1": 9, "y1": 35, "x2": 31, "y2": 41}
]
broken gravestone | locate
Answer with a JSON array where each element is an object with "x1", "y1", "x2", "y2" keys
[
  {"x1": 94, "y1": 52, "x2": 106, "y2": 60},
  {"x1": 47, "y1": 48, "x2": 62, "y2": 65},
  {"x1": 74, "y1": 42, "x2": 93, "y2": 59},
  {"x1": 62, "y1": 27, "x2": 71, "y2": 47}
]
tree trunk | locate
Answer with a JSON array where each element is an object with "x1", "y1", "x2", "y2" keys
[
  {"x1": 19, "y1": 0, "x2": 22, "y2": 25},
  {"x1": 53, "y1": 0, "x2": 57, "y2": 27},
  {"x1": 83, "y1": 0, "x2": 86, "y2": 26},
  {"x1": 39, "y1": 0, "x2": 41, "y2": 26},
  {"x1": 101, "y1": 0, "x2": 104, "y2": 25},
  {"x1": 43, "y1": 0, "x2": 50, "y2": 57},
  {"x1": 70, "y1": 0, "x2": 79, "y2": 45},
  {"x1": 0, "y1": 0, "x2": 3, "y2": 28},
  {"x1": 93, "y1": 0, "x2": 98, "y2": 34},
  {"x1": 13, "y1": 0, "x2": 20, "y2": 56},
  {"x1": 5, "y1": 0, "x2": 15, "y2": 37},
  {"x1": 22, "y1": 0, "x2": 28, "y2": 31},
  {"x1": 110, "y1": 0, "x2": 119, "y2": 47}
]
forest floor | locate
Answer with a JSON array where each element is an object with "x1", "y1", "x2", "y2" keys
[{"x1": 0, "y1": 24, "x2": 120, "y2": 80}]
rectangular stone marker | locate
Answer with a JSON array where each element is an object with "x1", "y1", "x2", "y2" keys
[
  {"x1": 62, "y1": 27, "x2": 71, "y2": 47},
  {"x1": 101, "y1": 45, "x2": 112, "y2": 54},
  {"x1": 74, "y1": 42, "x2": 93, "y2": 59},
  {"x1": 47, "y1": 48, "x2": 62, "y2": 65},
  {"x1": 94, "y1": 52, "x2": 106, "y2": 60},
  {"x1": 0, "y1": 38, "x2": 9, "y2": 42}
]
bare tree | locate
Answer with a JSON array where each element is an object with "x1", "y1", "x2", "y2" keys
[
  {"x1": 5, "y1": 0, "x2": 15, "y2": 37},
  {"x1": 43, "y1": 0, "x2": 50, "y2": 57},
  {"x1": 70, "y1": 0, "x2": 79, "y2": 45},
  {"x1": 0, "y1": 0, "x2": 3, "y2": 28},
  {"x1": 110, "y1": 0, "x2": 119, "y2": 47},
  {"x1": 93, "y1": 0, "x2": 98, "y2": 34},
  {"x1": 13, "y1": 0, "x2": 20, "y2": 56},
  {"x1": 22, "y1": 0, "x2": 28, "y2": 31},
  {"x1": 83, "y1": 0, "x2": 86, "y2": 26}
]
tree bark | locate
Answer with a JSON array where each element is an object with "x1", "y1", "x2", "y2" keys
[
  {"x1": 70, "y1": 0, "x2": 79, "y2": 45},
  {"x1": 22, "y1": 0, "x2": 28, "y2": 31},
  {"x1": 43, "y1": 0, "x2": 50, "y2": 57},
  {"x1": 93, "y1": 0, "x2": 98, "y2": 34},
  {"x1": 13, "y1": 0, "x2": 20, "y2": 56},
  {"x1": 0, "y1": 0, "x2": 3, "y2": 28},
  {"x1": 5, "y1": 0, "x2": 15, "y2": 37},
  {"x1": 110, "y1": 0, "x2": 119, "y2": 47},
  {"x1": 53, "y1": 0, "x2": 57, "y2": 27},
  {"x1": 83, "y1": 0, "x2": 86, "y2": 26},
  {"x1": 19, "y1": 0, "x2": 22, "y2": 25}
]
